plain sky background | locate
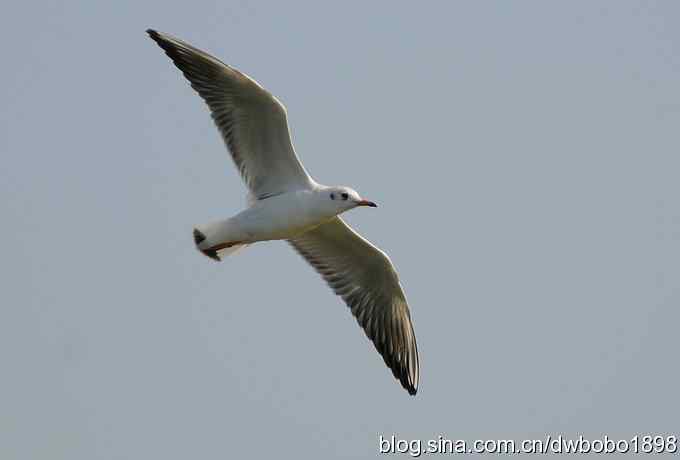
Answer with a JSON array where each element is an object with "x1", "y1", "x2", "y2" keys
[{"x1": 2, "y1": 1, "x2": 679, "y2": 458}]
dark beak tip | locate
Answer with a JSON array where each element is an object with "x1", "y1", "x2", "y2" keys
[{"x1": 356, "y1": 199, "x2": 378, "y2": 208}]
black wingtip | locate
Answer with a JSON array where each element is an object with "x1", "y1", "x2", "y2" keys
[
  {"x1": 146, "y1": 29, "x2": 165, "y2": 45},
  {"x1": 400, "y1": 373, "x2": 418, "y2": 396}
]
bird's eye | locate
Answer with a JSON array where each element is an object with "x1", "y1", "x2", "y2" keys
[
  {"x1": 341, "y1": 192, "x2": 349, "y2": 200},
  {"x1": 330, "y1": 193, "x2": 335, "y2": 200}
]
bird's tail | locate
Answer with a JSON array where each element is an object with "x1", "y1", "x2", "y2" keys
[{"x1": 192, "y1": 219, "x2": 249, "y2": 262}]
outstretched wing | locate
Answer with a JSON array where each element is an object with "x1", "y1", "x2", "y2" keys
[
  {"x1": 148, "y1": 29, "x2": 314, "y2": 198},
  {"x1": 289, "y1": 217, "x2": 419, "y2": 395}
]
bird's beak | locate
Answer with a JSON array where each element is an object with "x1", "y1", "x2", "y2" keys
[{"x1": 356, "y1": 199, "x2": 378, "y2": 208}]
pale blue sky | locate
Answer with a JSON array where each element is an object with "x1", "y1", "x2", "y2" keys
[{"x1": 2, "y1": 1, "x2": 679, "y2": 458}]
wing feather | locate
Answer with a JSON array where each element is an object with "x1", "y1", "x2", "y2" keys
[
  {"x1": 289, "y1": 217, "x2": 419, "y2": 395},
  {"x1": 147, "y1": 29, "x2": 314, "y2": 198}
]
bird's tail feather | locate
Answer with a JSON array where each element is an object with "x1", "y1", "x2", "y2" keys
[{"x1": 193, "y1": 220, "x2": 249, "y2": 262}]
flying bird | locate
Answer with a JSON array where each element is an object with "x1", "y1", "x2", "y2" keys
[{"x1": 147, "y1": 29, "x2": 419, "y2": 395}]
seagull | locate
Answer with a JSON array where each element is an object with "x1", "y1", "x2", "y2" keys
[{"x1": 147, "y1": 29, "x2": 419, "y2": 395}]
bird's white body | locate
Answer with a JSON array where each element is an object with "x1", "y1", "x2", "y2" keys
[
  {"x1": 148, "y1": 29, "x2": 420, "y2": 395},
  {"x1": 196, "y1": 188, "x2": 341, "y2": 249}
]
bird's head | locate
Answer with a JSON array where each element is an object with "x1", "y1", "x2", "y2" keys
[{"x1": 324, "y1": 186, "x2": 377, "y2": 213}]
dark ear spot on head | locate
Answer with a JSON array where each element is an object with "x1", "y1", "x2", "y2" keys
[
  {"x1": 330, "y1": 193, "x2": 335, "y2": 200},
  {"x1": 341, "y1": 192, "x2": 349, "y2": 200}
]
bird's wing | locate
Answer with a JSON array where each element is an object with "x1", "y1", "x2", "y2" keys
[
  {"x1": 288, "y1": 217, "x2": 419, "y2": 395},
  {"x1": 147, "y1": 30, "x2": 314, "y2": 198}
]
